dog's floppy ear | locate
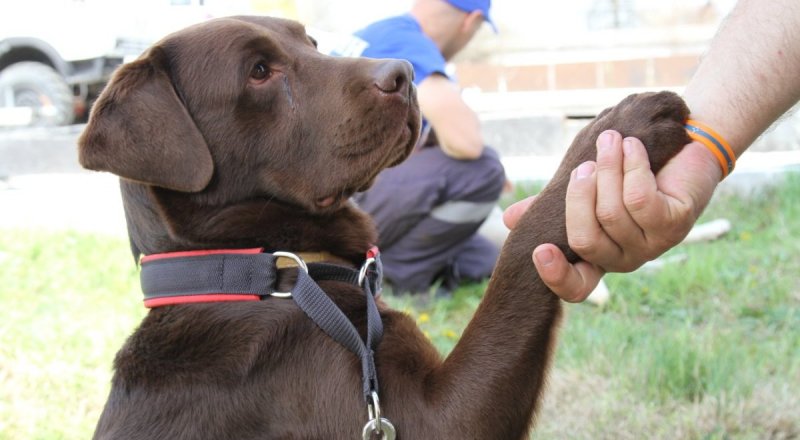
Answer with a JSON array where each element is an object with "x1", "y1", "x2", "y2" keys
[{"x1": 78, "y1": 47, "x2": 213, "y2": 192}]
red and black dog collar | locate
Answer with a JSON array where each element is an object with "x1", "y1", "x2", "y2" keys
[{"x1": 140, "y1": 247, "x2": 382, "y2": 308}]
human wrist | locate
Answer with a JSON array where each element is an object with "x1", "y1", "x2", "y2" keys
[
  {"x1": 682, "y1": 78, "x2": 756, "y2": 159},
  {"x1": 684, "y1": 140, "x2": 725, "y2": 185}
]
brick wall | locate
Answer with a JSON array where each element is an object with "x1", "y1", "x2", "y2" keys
[{"x1": 455, "y1": 55, "x2": 700, "y2": 93}]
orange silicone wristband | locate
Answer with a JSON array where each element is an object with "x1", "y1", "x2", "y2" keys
[{"x1": 685, "y1": 119, "x2": 736, "y2": 178}]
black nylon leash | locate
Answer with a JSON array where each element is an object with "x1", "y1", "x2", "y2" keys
[{"x1": 293, "y1": 263, "x2": 383, "y2": 399}]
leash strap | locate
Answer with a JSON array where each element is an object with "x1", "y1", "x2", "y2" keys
[{"x1": 292, "y1": 265, "x2": 383, "y2": 400}]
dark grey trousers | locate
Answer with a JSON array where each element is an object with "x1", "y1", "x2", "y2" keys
[{"x1": 353, "y1": 146, "x2": 506, "y2": 293}]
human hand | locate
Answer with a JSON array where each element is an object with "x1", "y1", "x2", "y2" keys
[{"x1": 503, "y1": 130, "x2": 723, "y2": 302}]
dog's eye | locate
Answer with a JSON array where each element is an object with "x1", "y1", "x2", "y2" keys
[{"x1": 251, "y1": 63, "x2": 272, "y2": 81}]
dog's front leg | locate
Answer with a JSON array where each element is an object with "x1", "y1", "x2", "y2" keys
[{"x1": 408, "y1": 92, "x2": 692, "y2": 439}]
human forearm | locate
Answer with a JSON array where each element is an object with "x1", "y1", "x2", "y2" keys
[
  {"x1": 433, "y1": 107, "x2": 483, "y2": 159},
  {"x1": 418, "y1": 75, "x2": 484, "y2": 159},
  {"x1": 683, "y1": 0, "x2": 800, "y2": 157}
]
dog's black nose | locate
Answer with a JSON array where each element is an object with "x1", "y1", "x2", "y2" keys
[{"x1": 372, "y1": 59, "x2": 413, "y2": 94}]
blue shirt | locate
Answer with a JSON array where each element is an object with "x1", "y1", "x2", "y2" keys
[{"x1": 332, "y1": 14, "x2": 448, "y2": 85}]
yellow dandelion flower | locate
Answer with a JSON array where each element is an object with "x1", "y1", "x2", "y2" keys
[{"x1": 740, "y1": 231, "x2": 752, "y2": 241}]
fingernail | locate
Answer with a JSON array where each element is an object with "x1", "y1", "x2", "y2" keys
[
  {"x1": 534, "y1": 249, "x2": 554, "y2": 267},
  {"x1": 576, "y1": 162, "x2": 595, "y2": 179},
  {"x1": 622, "y1": 138, "x2": 635, "y2": 156},
  {"x1": 598, "y1": 131, "x2": 614, "y2": 150}
]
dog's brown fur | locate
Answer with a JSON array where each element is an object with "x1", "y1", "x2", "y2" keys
[{"x1": 79, "y1": 16, "x2": 691, "y2": 439}]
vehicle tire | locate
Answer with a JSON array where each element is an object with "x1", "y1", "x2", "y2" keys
[{"x1": 0, "y1": 61, "x2": 75, "y2": 126}]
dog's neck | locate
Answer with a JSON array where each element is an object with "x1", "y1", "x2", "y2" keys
[{"x1": 120, "y1": 181, "x2": 378, "y2": 265}]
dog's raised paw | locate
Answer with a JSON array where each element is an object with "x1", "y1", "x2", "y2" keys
[{"x1": 593, "y1": 91, "x2": 692, "y2": 172}]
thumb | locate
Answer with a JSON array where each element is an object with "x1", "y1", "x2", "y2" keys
[
  {"x1": 503, "y1": 195, "x2": 536, "y2": 229},
  {"x1": 533, "y1": 244, "x2": 605, "y2": 303}
]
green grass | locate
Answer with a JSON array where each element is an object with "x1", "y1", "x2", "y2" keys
[
  {"x1": 1, "y1": 173, "x2": 798, "y2": 439},
  {"x1": 393, "y1": 173, "x2": 800, "y2": 438},
  {"x1": 0, "y1": 232, "x2": 145, "y2": 439}
]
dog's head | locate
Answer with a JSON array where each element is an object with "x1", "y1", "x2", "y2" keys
[{"x1": 79, "y1": 16, "x2": 420, "y2": 215}]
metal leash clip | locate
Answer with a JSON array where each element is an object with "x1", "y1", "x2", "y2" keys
[{"x1": 362, "y1": 390, "x2": 396, "y2": 440}]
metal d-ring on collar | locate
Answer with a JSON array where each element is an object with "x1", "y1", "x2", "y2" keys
[
  {"x1": 270, "y1": 251, "x2": 308, "y2": 298},
  {"x1": 358, "y1": 255, "x2": 376, "y2": 286}
]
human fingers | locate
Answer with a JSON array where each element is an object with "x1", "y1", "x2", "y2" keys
[
  {"x1": 563, "y1": 133, "x2": 626, "y2": 268},
  {"x1": 533, "y1": 244, "x2": 605, "y2": 302},
  {"x1": 585, "y1": 135, "x2": 664, "y2": 270},
  {"x1": 585, "y1": 131, "x2": 653, "y2": 269}
]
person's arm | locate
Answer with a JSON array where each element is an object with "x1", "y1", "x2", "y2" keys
[
  {"x1": 417, "y1": 73, "x2": 484, "y2": 159},
  {"x1": 504, "y1": 0, "x2": 800, "y2": 302},
  {"x1": 682, "y1": 0, "x2": 800, "y2": 155}
]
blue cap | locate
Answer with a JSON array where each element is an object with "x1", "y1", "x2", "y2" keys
[{"x1": 446, "y1": 0, "x2": 497, "y2": 33}]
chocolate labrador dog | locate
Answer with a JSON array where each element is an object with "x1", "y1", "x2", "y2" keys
[{"x1": 79, "y1": 16, "x2": 690, "y2": 440}]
